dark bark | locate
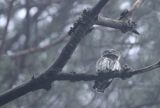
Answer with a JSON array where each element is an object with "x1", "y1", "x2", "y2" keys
[
  {"x1": 0, "y1": 57, "x2": 160, "y2": 106},
  {"x1": 0, "y1": 0, "x2": 110, "y2": 106}
]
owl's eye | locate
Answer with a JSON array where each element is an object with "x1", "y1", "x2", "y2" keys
[{"x1": 102, "y1": 51, "x2": 109, "y2": 56}]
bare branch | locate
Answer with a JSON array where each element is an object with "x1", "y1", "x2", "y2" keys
[
  {"x1": 0, "y1": 59, "x2": 160, "y2": 106},
  {"x1": 3, "y1": 34, "x2": 68, "y2": 58},
  {"x1": 50, "y1": 60, "x2": 160, "y2": 82},
  {"x1": 95, "y1": 0, "x2": 144, "y2": 34},
  {"x1": 129, "y1": 61, "x2": 160, "y2": 76},
  {"x1": 96, "y1": 16, "x2": 128, "y2": 30},
  {"x1": 0, "y1": 0, "x2": 110, "y2": 106},
  {"x1": 0, "y1": 0, "x2": 150, "y2": 107},
  {"x1": 129, "y1": 0, "x2": 144, "y2": 16}
]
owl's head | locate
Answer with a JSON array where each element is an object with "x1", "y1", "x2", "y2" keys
[{"x1": 102, "y1": 49, "x2": 120, "y2": 60}]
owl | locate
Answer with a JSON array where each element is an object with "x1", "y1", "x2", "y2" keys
[{"x1": 93, "y1": 49, "x2": 121, "y2": 93}]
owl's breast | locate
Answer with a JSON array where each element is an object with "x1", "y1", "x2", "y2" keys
[
  {"x1": 96, "y1": 57, "x2": 110, "y2": 72},
  {"x1": 96, "y1": 57, "x2": 121, "y2": 72}
]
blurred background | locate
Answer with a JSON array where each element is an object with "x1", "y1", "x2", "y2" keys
[{"x1": 0, "y1": 0, "x2": 160, "y2": 108}]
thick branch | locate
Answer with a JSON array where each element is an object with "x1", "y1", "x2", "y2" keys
[
  {"x1": 0, "y1": 0, "x2": 110, "y2": 106},
  {"x1": 0, "y1": 59, "x2": 160, "y2": 106},
  {"x1": 96, "y1": 15, "x2": 137, "y2": 34},
  {"x1": 2, "y1": 0, "x2": 145, "y2": 58},
  {"x1": 52, "y1": 60, "x2": 160, "y2": 81},
  {"x1": 96, "y1": 16, "x2": 127, "y2": 30},
  {"x1": 96, "y1": 0, "x2": 144, "y2": 33}
]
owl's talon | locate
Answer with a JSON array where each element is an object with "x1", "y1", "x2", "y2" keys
[
  {"x1": 120, "y1": 64, "x2": 133, "y2": 80},
  {"x1": 122, "y1": 64, "x2": 132, "y2": 72}
]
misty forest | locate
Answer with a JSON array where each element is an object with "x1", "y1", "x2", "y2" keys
[{"x1": 0, "y1": 0, "x2": 160, "y2": 108}]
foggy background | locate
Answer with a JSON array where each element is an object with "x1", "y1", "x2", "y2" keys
[{"x1": 0, "y1": 0, "x2": 160, "y2": 108}]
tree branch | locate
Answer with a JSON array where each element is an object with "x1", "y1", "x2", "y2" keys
[
  {"x1": 96, "y1": 16, "x2": 128, "y2": 30},
  {"x1": 51, "y1": 60, "x2": 160, "y2": 82},
  {"x1": 2, "y1": 0, "x2": 145, "y2": 58},
  {"x1": 0, "y1": 0, "x2": 110, "y2": 106},
  {"x1": 95, "y1": 0, "x2": 144, "y2": 34},
  {"x1": 3, "y1": 34, "x2": 68, "y2": 58},
  {"x1": 129, "y1": 0, "x2": 144, "y2": 16},
  {"x1": 0, "y1": 59, "x2": 160, "y2": 106}
]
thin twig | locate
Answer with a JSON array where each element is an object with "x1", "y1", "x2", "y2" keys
[
  {"x1": 96, "y1": 16, "x2": 127, "y2": 30},
  {"x1": 129, "y1": 0, "x2": 144, "y2": 16},
  {"x1": 95, "y1": 0, "x2": 144, "y2": 33},
  {"x1": 3, "y1": 34, "x2": 68, "y2": 58},
  {"x1": 3, "y1": 0, "x2": 145, "y2": 58}
]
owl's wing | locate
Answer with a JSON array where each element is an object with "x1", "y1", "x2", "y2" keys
[{"x1": 96, "y1": 57, "x2": 110, "y2": 72}]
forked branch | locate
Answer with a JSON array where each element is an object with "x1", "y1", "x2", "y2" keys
[{"x1": 0, "y1": 0, "x2": 110, "y2": 106}]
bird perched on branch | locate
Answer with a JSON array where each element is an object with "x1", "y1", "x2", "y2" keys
[{"x1": 93, "y1": 49, "x2": 121, "y2": 92}]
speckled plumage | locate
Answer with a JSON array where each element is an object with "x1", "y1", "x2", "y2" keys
[
  {"x1": 93, "y1": 49, "x2": 121, "y2": 93},
  {"x1": 96, "y1": 57, "x2": 121, "y2": 72}
]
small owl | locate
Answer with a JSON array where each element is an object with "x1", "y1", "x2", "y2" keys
[{"x1": 93, "y1": 49, "x2": 121, "y2": 93}]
